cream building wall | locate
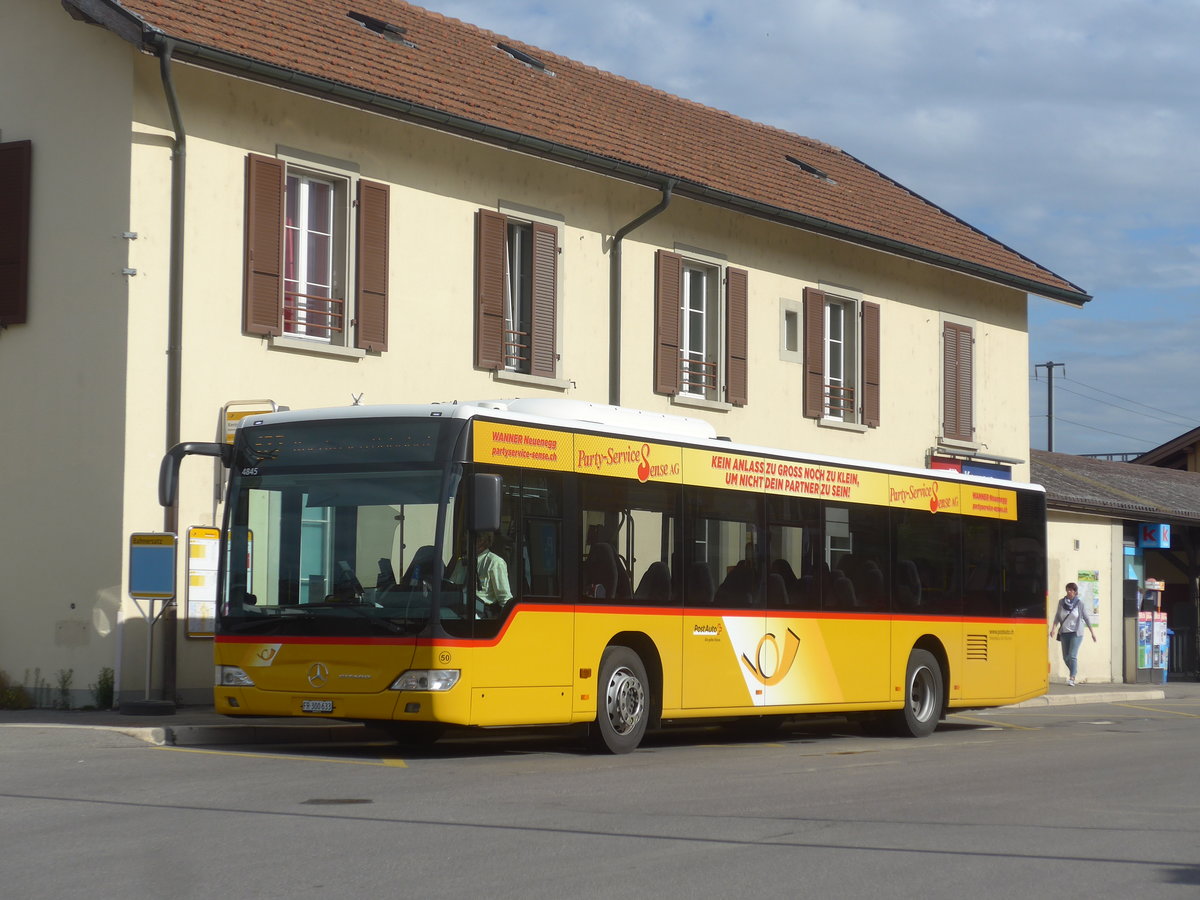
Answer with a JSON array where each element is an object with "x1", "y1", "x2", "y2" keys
[
  {"x1": 3, "y1": 3, "x2": 1039, "y2": 704},
  {"x1": 0, "y1": 1, "x2": 135, "y2": 706},
  {"x1": 1046, "y1": 513, "x2": 1124, "y2": 684}
]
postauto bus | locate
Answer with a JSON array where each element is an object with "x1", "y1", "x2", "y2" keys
[{"x1": 160, "y1": 398, "x2": 1048, "y2": 752}]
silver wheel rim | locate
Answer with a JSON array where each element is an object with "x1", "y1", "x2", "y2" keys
[
  {"x1": 604, "y1": 665, "x2": 645, "y2": 736},
  {"x1": 908, "y1": 664, "x2": 936, "y2": 723}
]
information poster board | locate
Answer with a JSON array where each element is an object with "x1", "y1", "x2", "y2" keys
[
  {"x1": 186, "y1": 526, "x2": 220, "y2": 637},
  {"x1": 1077, "y1": 569, "x2": 1100, "y2": 627}
]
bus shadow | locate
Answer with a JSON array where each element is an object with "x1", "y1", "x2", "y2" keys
[{"x1": 219, "y1": 716, "x2": 998, "y2": 761}]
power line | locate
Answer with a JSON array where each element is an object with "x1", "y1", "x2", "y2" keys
[
  {"x1": 1050, "y1": 382, "x2": 1195, "y2": 428},
  {"x1": 1051, "y1": 415, "x2": 1159, "y2": 446},
  {"x1": 1062, "y1": 374, "x2": 1198, "y2": 424},
  {"x1": 1029, "y1": 374, "x2": 1197, "y2": 428}
]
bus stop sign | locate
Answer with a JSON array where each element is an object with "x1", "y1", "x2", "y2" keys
[{"x1": 129, "y1": 533, "x2": 177, "y2": 599}]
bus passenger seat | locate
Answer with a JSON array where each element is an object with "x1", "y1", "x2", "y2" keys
[
  {"x1": 771, "y1": 558, "x2": 799, "y2": 591},
  {"x1": 766, "y1": 573, "x2": 789, "y2": 608},
  {"x1": 715, "y1": 560, "x2": 756, "y2": 607},
  {"x1": 634, "y1": 561, "x2": 672, "y2": 604},
  {"x1": 831, "y1": 571, "x2": 856, "y2": 609},
  {"x1": 857, "y1": 561, "x2": 885, "y2": 609},
  {"x1": 895, "y1": 559, "x2": 921, "y2": 610},
  {"x1": 402, "y1": 546, "x2": 440, "y2": 588},
  {"x1": 583, "y1": 542, "x2": 619, "y2": 599}
]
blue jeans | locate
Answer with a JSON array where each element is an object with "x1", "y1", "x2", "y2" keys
[{"x1": 1060, "y1": 631, "x2": 1084, "y2": 679}]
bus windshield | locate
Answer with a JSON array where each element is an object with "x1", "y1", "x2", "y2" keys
[{"x1": 219, "y1": 417, "x2": 468, "y2": 637}]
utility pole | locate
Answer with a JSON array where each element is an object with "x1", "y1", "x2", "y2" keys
[{"x1": 1034, "y1": 361, "x2": 1065, "y2": 451}]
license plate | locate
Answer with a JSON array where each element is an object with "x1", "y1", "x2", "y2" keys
[{"x1": 301, "y1": 699, "x2": 334, "y2": 713}]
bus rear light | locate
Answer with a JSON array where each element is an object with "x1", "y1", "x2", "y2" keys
[
  {"x1": 390, "y1": 669, "x2": 460, "y2": 692},
  {"x1": 216, "y1": 666, "x2": 255, "y2": 687}
]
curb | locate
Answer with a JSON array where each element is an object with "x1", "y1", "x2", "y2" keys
[{"x1": 1006, "y1": 689, "x2": 1166, "y2": 709}]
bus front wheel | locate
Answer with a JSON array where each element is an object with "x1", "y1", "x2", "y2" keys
[
  {"x1": 896, "y1": 649, "x2": 944, "y2": 737},
  {"x1": 591, "y1": 646, "x2": 649, "y2": 754}
]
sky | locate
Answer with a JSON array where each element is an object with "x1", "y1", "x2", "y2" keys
[{"x1": 434, "y1": 0, "x2": 1200, "y2": 457}]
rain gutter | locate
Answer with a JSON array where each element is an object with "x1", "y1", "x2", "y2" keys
[{"x1": 609, "y1": 181, "x2": 674, "y2": 406}]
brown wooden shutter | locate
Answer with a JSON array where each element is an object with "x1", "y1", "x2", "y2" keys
[
  {"x1": 0, "y1": 140, "x2": 32, "y2": 327},
  {"x1": 475, "y1": 209, "x2": 506, "y2": 370},
  {"x1": 243, "y1": 153, "x2": 284, "y2": 336},
  {"x1": 529, "y1": 221, "x2": 558, "y2": 378},
  {"x1": 354, "y1": 179, "x2": 389, "y2": 351},
  {"x1": 943, "y1": 321, "x2": 974, "y2": 441},
  {"x1": 861, "y1": 301, "x2": 881, "y2": 427},
  {"x1": 654, "y1": 250, "x2": 683, "y2": 395},
  {"x1": 802, "y1": 287, "x2": 826, "y2": 418},
  {"x1": 725, "y1": 267, "x2": 748, "y2": 406}
]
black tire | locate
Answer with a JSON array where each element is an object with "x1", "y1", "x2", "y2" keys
[
  {"x1": 895, "y1": 649, "x2": 944, "y2": 737},
  {"x1": 591, "y1": 646, "x2": 650, "y2": 754}
]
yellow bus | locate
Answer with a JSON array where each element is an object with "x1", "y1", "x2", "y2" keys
[{"x1": 161, "y1": 398, "x2": 1048, "y2": 752}]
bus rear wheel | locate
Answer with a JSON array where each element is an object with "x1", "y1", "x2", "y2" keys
[
  {"x1": 895, "y1": 649, "x2": 944, "y2": 737},
  {"x1": 591, "y1": 646, "x2": 649, "y2": 754}
]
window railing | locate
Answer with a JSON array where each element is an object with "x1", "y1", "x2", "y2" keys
[
  {"x1": 504, "y1": 328, "x2": 530, "y2": 371},
  {"x1": 283, "y1": 291, "x2": 345, "y2": 340},
  {"x1": 680, "y1": 353, "x2": 717, "y2": 396},
  {"x1": 825, "y1": 383, "x2": 856, "y2": 419}
]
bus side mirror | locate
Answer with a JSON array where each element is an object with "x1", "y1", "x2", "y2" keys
[
  {"x1": 159, "y1": 442, "x2": 234, "y2": 507},
  {"x1": 471, "y1": 474, "x2": 502, "y2": 532}
]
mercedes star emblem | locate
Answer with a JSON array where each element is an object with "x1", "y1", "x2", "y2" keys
[{"x1": 307, "y1": 662, "x2": 329, "y2": 688}]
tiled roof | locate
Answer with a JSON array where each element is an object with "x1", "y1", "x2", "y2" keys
[
  {"x1": 79, "y1": 0, "x2": 1088, "y2": 303},
  {"x1": 1032, "y1": 449, "x2": 1200, "y2": 524}
]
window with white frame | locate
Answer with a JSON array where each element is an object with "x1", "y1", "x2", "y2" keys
[
  {"x1": 475, "y1": 208, "x2": 559, "y2": 379},
  {"x1": 654, "y1": 250, "x2": 748, "y2": 405},
  {"x1": 504, "y1": 219, "x2": 534, "y2": 372},
  {"x1": 243, "y1": 151, "x2": 390, "y2": 352},
  {"x1": 824, "y1": 296, "x2": 858, "y2": 420},
  {"x1": 801, "y1": 286, "x2": 880, "y2": 427},
  {"x1": 680, "y1": 261, "x2": 721, "y2": 399},
  {"x1": 284, "y1": 169, "x2": 346, "y2": 342}
]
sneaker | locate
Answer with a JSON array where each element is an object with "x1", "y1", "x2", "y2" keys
[{"x1": 1067, "y1": 679, "x2": 1075, "y2": 686}]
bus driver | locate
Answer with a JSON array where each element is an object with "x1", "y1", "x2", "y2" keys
[{"x1": 473, "y1": 531, "x2": 512, "y2": 617}]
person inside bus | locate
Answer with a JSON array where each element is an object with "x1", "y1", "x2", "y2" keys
[{"x1": 473, "y1": 530, "x2": 512, "y2": 618}]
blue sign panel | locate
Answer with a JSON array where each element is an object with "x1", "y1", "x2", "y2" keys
[
  {"x1": 129, "y1": 533, "x2": 177, "y2": 599},
  {"x1": 1137, "y1": 523, "x2": 1171, "y2": 549}
]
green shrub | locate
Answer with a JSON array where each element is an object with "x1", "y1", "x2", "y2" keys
[
  {"x1": 0, "y1": 669, "x2": 32, "y2": 709},
  {"x1": 91, "y1": 667, "x2": 115, "y2": 710}
]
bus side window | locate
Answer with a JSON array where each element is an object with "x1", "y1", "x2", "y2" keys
[
  {"x1": 686, "y1": 487, "x2": 763, "y2": 610},
  {"x1": 826, "y1": 505, "x2": 890, "y2": 612},
  {"x1": 892, "y1": 507, "x2": 960, "y2": 616},
  {"x1": 766, "y1": 494, "x2": 822, "y2": 610},
  {"x1": 581, "y1": 476, "x2": 680, "y2": 605},
  {"x1": 1001, "y1": 492, "x2": 1046, "y2": 618}
]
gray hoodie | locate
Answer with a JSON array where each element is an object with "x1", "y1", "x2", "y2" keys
[{"x1": 1053, "y1": 595, "x2": 1093, "y2": 635}]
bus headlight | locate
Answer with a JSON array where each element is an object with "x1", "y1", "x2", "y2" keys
[
  {"x1": 390, "y1": 669, "x2": 460, "y2": 692},
  {"x1": 216, "y1": 666, "x2": 256, "y2": 687}
]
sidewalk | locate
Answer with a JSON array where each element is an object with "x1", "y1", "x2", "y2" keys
[{"x1": 3, "y1": 679, "x2": 1196, "y2": 747}]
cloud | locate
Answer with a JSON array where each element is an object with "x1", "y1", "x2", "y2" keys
[{"x1": 437, "y1": 0, "x2": 1200, "y2": 454}]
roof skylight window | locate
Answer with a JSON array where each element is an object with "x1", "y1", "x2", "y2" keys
[
  {"x1": 348, "y1": 11, "x2": 417, "y2": 48},
  {"x1": 497, "y1": 42, "x2": 553, "y2": 75},
  {"x1": 786, "y1": 155, "x2": 835, "y2": 185}
]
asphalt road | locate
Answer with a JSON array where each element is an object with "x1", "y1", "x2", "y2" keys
[{"x1": 2, "y1": 698, "x2": 1198, "y2": 899}]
